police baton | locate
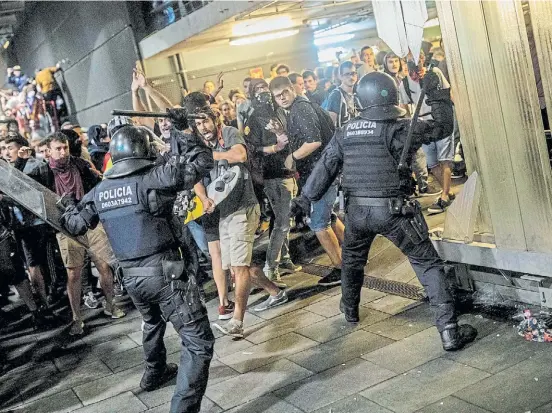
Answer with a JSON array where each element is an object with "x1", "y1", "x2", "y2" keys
[
  {"x1": 110, "y1": 109, "x2": 208, "y2": 120},
  {"x1": 397, "y1": 58, "x2": 437, "y2": 171}
]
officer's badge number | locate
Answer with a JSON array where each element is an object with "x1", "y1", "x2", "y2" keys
[
  {"x1": 345, "y1": 120, "x2": 382, "y2": 138},
  {"x1": 96, "y1": 182, "x2": 139, "y2": 211}
]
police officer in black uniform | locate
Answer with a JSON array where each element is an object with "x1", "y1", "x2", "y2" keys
[
  {"x1": 60, "y1": 125, "x2": 215, "y2": 412},
  {"x1": 293, "y1": 71, "x2": 477, "y2": 351}
]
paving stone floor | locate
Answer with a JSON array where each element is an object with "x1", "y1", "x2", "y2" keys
[
  {"x1": 3, "y1": 179, "x2": 551, "y2": 413},
  {"x1": 2, "y1": 271, "x2": 550, "y2": 413}
]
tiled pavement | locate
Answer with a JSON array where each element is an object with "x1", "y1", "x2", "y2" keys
[
  {"x1": 2, "y1": 269, "x2": 552, "y2": 413},
  {"x1": 4, "y1": 181, "x2": 552, "y2": 413}
]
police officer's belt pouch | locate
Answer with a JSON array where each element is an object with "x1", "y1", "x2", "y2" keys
[
  {"x1": 388, "y1": 198, "x2": 404, "y2": 216},
  {"x1": 162, "y1": 260, "x2": 187, "y2": 289},
  {"x1": 163, "y1": 261, "x2": 206, "y2": 324},
  {"x1": 401, "y1": 213, "x2": 429, "y2": 245}
]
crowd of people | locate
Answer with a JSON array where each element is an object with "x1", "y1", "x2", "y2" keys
[
  {"x1": 1, "y1": 63, "x2": 67, "y2": 142},
  {"x1": 0, "y1": 40, "x2": 463, "y2": 336},
  {"x1": 0, "y1": 39, "x2": 467, "y2": 412}
]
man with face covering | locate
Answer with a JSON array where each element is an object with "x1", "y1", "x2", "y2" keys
[{"x1": 245, "y1": 78, "x2": 301, "y2": 285}]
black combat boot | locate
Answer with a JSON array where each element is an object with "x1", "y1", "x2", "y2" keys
[
  {"x1": 440, "y1": 323, "x2": 477, "y2": 351},
  {"x1": 339, "y1": 299, "x2": 359, "y2": 323},
  {"x1": 140, "y1": 363, "x2": 178, "y2": 391}
]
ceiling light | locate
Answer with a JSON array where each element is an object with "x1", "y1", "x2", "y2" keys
[
  {"x1": 230, "y1": 29, "x2": 299, "y2": 46},
  {"x1": 314, "y1": 34, "x2": 355, "y2": 47},
  {"x1": 232, "y1": 16, "x2": 293, "y2": 37}
]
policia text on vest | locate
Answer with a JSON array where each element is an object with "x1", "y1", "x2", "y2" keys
[
  {"x1": 344, "y1": 120, "x2": 382, "y2": 137},
  {"x1": 97, "y1": 183, "x2": 138, "y2": 210}
]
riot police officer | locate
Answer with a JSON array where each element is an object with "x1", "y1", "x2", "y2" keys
[
  {"x1": 60, "y1": 125, "x2": 215, "y2": 412},
  {"x1": 293, "y1": 71, "x2": 477, "y2": 351}
]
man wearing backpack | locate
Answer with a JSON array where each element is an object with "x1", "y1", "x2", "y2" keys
[
  {"x1": 326, "y1": 61, "x2": 362, "y2": 128},
  {"x1": 269, "y1": 76, "x2": 344, "y2": 286}
]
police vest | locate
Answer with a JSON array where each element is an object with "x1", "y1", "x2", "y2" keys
[
  {"x1": 93, "y1": 175, "x2": 177, "y2": 261},
  {"x1": 341, "y1": 118, "x2": 402, "y2": 198}
]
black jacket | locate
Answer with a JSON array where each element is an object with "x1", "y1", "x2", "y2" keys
[
  {"x1": 16, "y1": 156, "x2": 100, "y2": 202},
  {"x1": 302, "y1": 116, "x2": 449, "y2": 202}
]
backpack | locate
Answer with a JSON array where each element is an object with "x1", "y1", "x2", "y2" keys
[{"x1": 290, "y1": 99, "x2": 335, "y2": 148}]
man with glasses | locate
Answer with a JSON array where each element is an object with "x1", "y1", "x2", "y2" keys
[
  {"x1": 326, "y1": 61, "x2": 362, "y2": 128},
  {"x1": 269, "y1": 76, "x2": 343, "y2": 287},
  {"x1": 246, "y1": 79, "x2": 301, "y2": 286}
]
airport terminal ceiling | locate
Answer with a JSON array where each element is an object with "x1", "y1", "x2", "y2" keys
[{"x1": 153, "y1": 0, "x2": 438, "y2": 55}]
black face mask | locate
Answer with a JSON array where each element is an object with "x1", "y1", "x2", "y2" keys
[{"x1": 255, "y1": 91, "x2": 274, "y2": 111}]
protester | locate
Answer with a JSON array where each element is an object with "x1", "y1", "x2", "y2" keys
[
  {"x1": 19, "y1": 132, "x2": 125, "y2": 335},
  {"x1": 270, "y1": 76, "x2": 344, "y2": 286},
  {"x1": 276, "y1": 64, "x2": 290, "y2": 76},
  {"x1": 325, "y1": 61, "x2": 361, "y2": 127},
  {"x1": 220, "y1": 100, "x2": 237, "y2": 128},
  {"x1": 399, "y1": 51, "x2": 453, "y2": 213},
  {"x1": 358, "y1": 46, "x2": 377, "y2": 78},
  {"x1": 246, "y1": 79, "x2": 301, "y2": 284},
  {"x1": 302, "y1": 70, "x2": 326, "y2": 106},
  {"x1": 288, "y1": 72, "x2": 306, "y2": 97},
  {"x1": 192, "y1": 106, "x2": 288, "y2": 338}
]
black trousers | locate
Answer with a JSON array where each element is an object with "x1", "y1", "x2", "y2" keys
[
  {"x1": 341, "y1": 204, "x2": 456, "y2": 332},
  {"x1": 124, "y1": 274, "x2": 214, "y2": 413}
]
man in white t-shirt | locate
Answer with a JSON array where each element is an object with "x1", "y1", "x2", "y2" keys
[{"x1": 399, "y1": 51, "x2": 454, "y2": 214}]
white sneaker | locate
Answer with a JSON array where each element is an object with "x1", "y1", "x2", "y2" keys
[
  {"x1": 253, "y1": 290, "x2": 288, "y2": 312},
  {"x1": 212, "y1": 319, "x2": 244, "y2": 338},
  {"x1": 103, "y1": 301, "x2": 126, "y2": 319},
  {"x1": 83, "y1": 292, "x2": 99, "y2": 309}
]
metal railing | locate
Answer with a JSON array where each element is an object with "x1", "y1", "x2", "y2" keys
[{"x1": 144, "y1": 1, "x2": 213, "y2": 36}]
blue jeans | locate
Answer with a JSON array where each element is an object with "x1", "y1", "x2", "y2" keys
[
  {"x1": 124, "y1": 274, "x2": 214, "y2": 413},
  {"x1": 308, "y1": 184, "x2": 338, "y2": 232},
  {"x1": 187, "y1": 220, "x2": 210, "y2": 257},
  {"x1": 264, "y1": 177, "x2": 297, "y2": 270}
]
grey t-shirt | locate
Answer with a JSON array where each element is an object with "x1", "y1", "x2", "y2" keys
[{"x1": 207, "y1": 126, "x2": 258, "y2": 218}]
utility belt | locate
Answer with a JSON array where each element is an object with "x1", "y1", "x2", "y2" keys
[
  {"x1": 347, "y1": 196, "x2": 420, "y2": 217},
  {"x1": 347, "y1": 196, "x2": 428, "y2": 245},
  {"x1": 122, "y1": 260, "x2": 189, "y2": 292}
]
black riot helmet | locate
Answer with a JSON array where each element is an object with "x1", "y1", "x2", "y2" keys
[
  {"x1": 357, "y1": 72, "x2": 406, "y2": 121},
  {"x1": 104, "y1": 126, "x2": 156, "y2": 178}
]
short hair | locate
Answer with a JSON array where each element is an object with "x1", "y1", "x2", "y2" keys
[
  {"x1": 228, "y1": 88, "x2": 241, "y2": 101},
  {"x1": 38, "y1": 137, "x2": 51, "y2": 148},
  {"x1": 376, "y1": 50, "x2": 387, "y2": 67},
  {"x1": 302, "y1": 70, "x2": 316, "y2": 80},
  {"x1": 48, "y1": 132, "x2": 69, "y2": 146},
  {"x1": 288, "y1": 72, "x2": 302, "y2": 85},
  {"x1": 182, "y1": 91, "x2": 209, "y2": 114},
  {"x1": 360, "y1": 46, "x2": 373, "y2": 56},
  {"x1": 270, "y1": 63, "x2": 279, "y2": 71},
  {"x1": 204, "y1": 80, "x2": 215, "y2": 87},
  {"x1": 269, "y1": 76, "x2": 293, "y2": 92},
  {"x1": 5, "y1": 135, "x2": 28, "y2": 148},
  {"x1": 339, "y1": 60, "x2": 354, "y2": 75},
  {"x1": 243, "y1": 77, "x2": 252, "y2": 84},
  {"x1": 276, "y1": 64, "x2": 290, "y2": 73}
]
